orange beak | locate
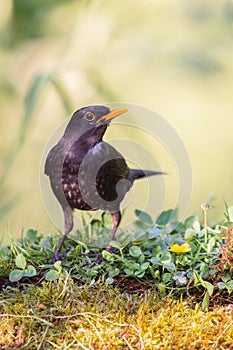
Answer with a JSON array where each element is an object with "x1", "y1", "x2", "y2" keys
[{"x1": 96, "y1": 108, "x2": 128, "y2": 124}]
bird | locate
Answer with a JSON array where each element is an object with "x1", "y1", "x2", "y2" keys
[{"x1": 44, "y1": 105, "x2": 163, "y2": 262}]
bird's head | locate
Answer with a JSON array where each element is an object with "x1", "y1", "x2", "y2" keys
[{"x1": 63, "y1": 105, "x2": 128, "y2": 140}]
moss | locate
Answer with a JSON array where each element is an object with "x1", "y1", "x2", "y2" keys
[{"x1": 0, "y1": 278, "x2": 233, "y2": 349}]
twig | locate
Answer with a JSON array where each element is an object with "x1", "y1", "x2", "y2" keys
[{"x1": 210, "y1": 320, "x2": 233, "y2": 349}]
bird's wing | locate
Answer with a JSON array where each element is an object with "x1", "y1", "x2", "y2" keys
[
  {"x1": 78, "y1": 141, "x2": 131, "y2": 212},
  {"x1": 91, "y1": 141, "x2": 130, "y2": 180}
]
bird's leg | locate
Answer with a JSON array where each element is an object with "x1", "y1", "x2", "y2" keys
[
  {"x1": 52, "y1": 207, "x2": 73, "y2": 263},
  {"x1": 106, "y1": 211, "x2": 121, "y2": 252}
]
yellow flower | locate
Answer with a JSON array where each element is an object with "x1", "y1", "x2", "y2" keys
[{"x1": 170, "y1": 243, "x2": 191, "y2": 253}]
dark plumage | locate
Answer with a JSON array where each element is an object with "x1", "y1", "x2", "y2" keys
[{"x1": 45, "y1": 105, "x2": 163, "y2": 261}]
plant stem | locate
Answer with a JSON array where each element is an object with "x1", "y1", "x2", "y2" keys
[{"x1": 204, "y1": 210, "x2": 208, "y2": 244}]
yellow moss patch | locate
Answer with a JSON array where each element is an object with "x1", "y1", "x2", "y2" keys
[{"x1": 0, "y1": 280, "x2": 233, "y2": 349}]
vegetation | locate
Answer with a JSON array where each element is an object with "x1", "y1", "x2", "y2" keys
[
  {"x1": 1, "y1": 206, "x2": 233, "y2": 348},
  {"x1": 1, "y1": 1, "x2": 233, "y2": 348},
  {"x1": 1, "y1": 281, "x2": 233, "y2": 349}
]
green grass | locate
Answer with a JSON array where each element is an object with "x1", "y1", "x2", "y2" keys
[{"x1": 1, "y1": 207, "x2": 233, "y2": 348}]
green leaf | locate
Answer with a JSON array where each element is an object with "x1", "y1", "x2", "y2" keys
[
  {"x1": 202, "y1": 281, "x2": 214, "y2": 296},
  {"x1": 15, "y1": 254, "x2": 26, "y2": 270},
  {"x1": 135, "y1": 210, "x2": 153, "y2": 225},
  {"x1": 132, "y1": 262, "x2": 141, "y2": 270},
  {"x1": 54, "y1": 261, "x2": 62, "y2": 273},
  {"x1": 141, "y1": 262, "x2": 150, "y2": 270},
  {"x1": 162, "y1": 272, "x2": 172, "y2": 283},
  {"x1": 184, "y1": 228, "x2": 196, "y2": 239},
  {"x1": 148, "y1": 227, "x2": 161, "y2": 239},
  {"x1": 110, "y1": 240, "x2": 124, "y2": 250},
  {"x1": 0, "y1": 76, "x2": 48, "y2": 197},
  {"x1": 193, "y1": 221, "x2": 201, "y2": 232},
  {"x1": 202, "y1": 291, "x2": 210, "y2": 311},
  {"x1": 184, "y1": 215, "x2": 199, "y2": 228},
  {"x1": 156, "y1": 209, "x2": 177, "y2": 226},
  {"x1": 24, "y1": 265, "x2": 37, "y2": 277},
  {"x1": 195, "y1": 271, "x2": 214, "y2": 296},
  {"x1": 9, "y1": 269, "x2": 24, "y2": 282},
  {"x1": 135, "y1": 270, "x2": 145, "y2": 278},
  {"x1": 124, "y1": 268, "x2": 134, "y2": 276},
  {"x1": 24, "y1": 75, "x2": 47, "y2": 127},
  {"x1": 20, "y1": 75, "x2": 48, "y2": 147},
  {"x1": 134, "y1": 220, "x2": 149, "y2": 230},
  {"x1": 221, "y1": 275, "x2": 231, "y2": 283},
  {"x1": 158, "y1": 283, "x2": 166, "y2": 293},
  {"x1": 150, "y1": 257, "x2": 162, "y2": 266},
  {"x1": 207, "y1": 236, "x2": 216, "y2": 253},
  {"x1": 139, "y1": 254, "x2": 145, "y2": 263},
  {"x1": 226, "y1": 280, "x2": 233, "y2": 290},
  {"x1": 217, "y1": 282, "x2": 226, "y2": 290},
  {"x1": 88, "y1": 269, "x2": 99, "y2": 278},
  {"x1": 164, "y1": 262, "x2": 176, "y2": 270},
  {"x1": 102, "y1": 250, "x2": 115, "y2": 262},
  {"x1": 187, "y1": 271, "x2": 194, "y2": 279},
  {"x1": 108, "y1": 268, "x2": 120, "y2": 278},
  {"x1": 26, "y1": 229, "x2": 38, "y2": 241},
  {"x1": 160, "y1": 252, "x2": 172, "y2": 265},
  {"x1": 129, "y1": 246, "x2": 142, "y2": 257},
  {"x1": 45, "y1": 270, "x2": 60, "y2": 281}
]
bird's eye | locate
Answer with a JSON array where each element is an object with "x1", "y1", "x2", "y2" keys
[{"x1": 84, "y1": 112, "x2": 95, "y2": 122}]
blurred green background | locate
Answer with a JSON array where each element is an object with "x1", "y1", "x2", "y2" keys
[{"x1": 0, "y1": 0, "x2": 233, "y2": 241}]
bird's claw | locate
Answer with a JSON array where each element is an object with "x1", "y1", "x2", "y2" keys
[
  {"x1": 51, "y1": 250, "x2": 67, "y2": 264},
  {"x1": 51, "y1": 255, "x2": 60, "y2": 264}
]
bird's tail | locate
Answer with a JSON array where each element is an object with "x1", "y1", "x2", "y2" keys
[{"x1": 129, "y1": 169, "x2": 165, "y2": 184}]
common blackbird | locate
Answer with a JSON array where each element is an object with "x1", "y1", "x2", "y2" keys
[{"x1": 45, "y1": 105, "x2": 163, "y2": 261}]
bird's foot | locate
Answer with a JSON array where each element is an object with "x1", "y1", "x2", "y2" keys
[
  {"x1": 96, "y1": 253, "x2": 104, "y2": 264},
  {"x1": 51, "y1": 250, "x2": 67, "y2": 264},
  {"x1": 51, "y1": 255, "x2": 60, "y2": 264},
  {"x1": 81, "y1": 249, "x2": 118, "y2": 264},
  {"x1": 81, "y1": 251, "x2": 104, "y2": 264},
  {"x1": 106, "y1": 245, "x2": 111, "y2": 252},
  {"x1": 105, "y1": 246, "x2": 119, "y2": 254}
]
